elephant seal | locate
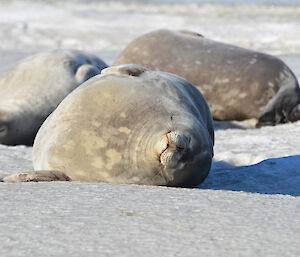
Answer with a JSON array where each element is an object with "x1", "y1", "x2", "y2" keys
[
  {"x1": 0, "y1": 49, "x2": 108, "y2": 145},
  {"x1": 114, "y1": 29, "x2": 300, "y2": 126},
  {"x1": 1, "y1": 64, "x2": 214, "y2": 187}
]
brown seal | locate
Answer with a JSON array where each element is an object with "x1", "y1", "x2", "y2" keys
[
  {"x1": 114, "y1": 29, "x2": 300, "y2": 126},
  {"x1": 1, "y1": 65, "x2": 214, "y2": 187},
  {"x1": 0, "y1": 49, "x2": 108, "y2": 145}
]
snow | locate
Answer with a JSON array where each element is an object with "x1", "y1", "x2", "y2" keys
[
  {"x1": 1, "y1": 183, "x2": 300, "y2": 257},
  {"x1": 0, "y1": 1, "x2": 300, "y2": 256}
]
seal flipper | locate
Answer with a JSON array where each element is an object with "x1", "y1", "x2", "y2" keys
[
  {"x1": 1, "y1": 170, "x2": 71, "y2": 182},
  {"x1": 288, "y1": 104, "x2": 300, "y2": 122},
  {"x1": 75, "y1": 64, "x2": 101, "y2": 85},
  {"x1": 257, "y1": 79, "x2": 300, "y2": 126}
]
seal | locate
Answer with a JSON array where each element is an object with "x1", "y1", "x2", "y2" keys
[
  {"x1": 1, "y1": 64, "x2": 214, "y2": 187},
  {"x1": 0, "y1": 49, "x2": 108, "y2": 145},
  {"x1": 114, "y1": 29, "x2": 300, "y2": 126}
]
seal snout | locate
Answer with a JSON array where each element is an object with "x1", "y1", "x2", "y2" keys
[{"x1": 159, "y1": 131, "x2": 190, "y2": 172}]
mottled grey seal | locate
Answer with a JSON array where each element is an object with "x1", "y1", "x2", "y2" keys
[
  {"x1": 114, "y1": 29, "x2": 300, "y2": 126},
  {"x1": 0, "y1": 49, "x2": 108, "y2": 145},
  {"x1": 1, "y1": 64, "x2": 214, "y2": 187}
]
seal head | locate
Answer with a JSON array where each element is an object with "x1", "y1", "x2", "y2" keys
[{"x1": 33, "y1": 64, "x2": 214, "y2": 187}]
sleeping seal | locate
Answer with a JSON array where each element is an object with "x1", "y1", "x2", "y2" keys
[
  {"x1": 114, "y1": 29, "x2": 300, "y2": 126},
  {"x1": 0, "y1": 49, "x2": 108, "y2": 145},
  {"x1": 1, "y1": 64, "x2": 214, "y2": 187}
]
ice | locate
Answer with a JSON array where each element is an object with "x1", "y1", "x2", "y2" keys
[
  {"x1": 1, "y1": 183, "x2": 300, "y2": 257},
  {"x1": 0, "y1": 1, "x2": 300, "y2": 256},
  {"x1": 0, "y1": 1, "x2": 300, "y2": 61}
]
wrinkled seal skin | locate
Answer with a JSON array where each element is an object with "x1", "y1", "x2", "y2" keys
[
  {"x1": 0, "y1": 49, "x2": 108, "y2": 145},
  {"x1": 114, "y1": 29, "x2": 300, "y2": 126},
  {"x1": 29, "y1": 64, "x2": 214, "y2": 187}
]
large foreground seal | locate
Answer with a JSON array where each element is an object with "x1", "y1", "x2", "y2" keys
[
  {"x1": 114, "y1": 29, "x2": 300, "y2": 126},
  {"x1": 0, "y1": 49, "x2": 108, "y2": 145},
  {"x1": 1, "y1": 65, "x2": 214, "y2": 187}
]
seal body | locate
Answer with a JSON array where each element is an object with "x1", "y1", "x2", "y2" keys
[
  {"x1": 114, "y1": 29, "x2": 300, "y2": 126},
  {"x1": 32, "y1": 64, "x2": 214, "y2": 187},
  {"x1": 0, "y1": 49, "x2": 108, "y2": 145}
]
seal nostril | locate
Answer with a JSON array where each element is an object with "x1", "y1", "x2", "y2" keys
[{"x1": 159, "y1": 143, "x2": 169, "y2": 164}]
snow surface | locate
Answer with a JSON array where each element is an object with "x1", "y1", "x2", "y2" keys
[
  {"x1": 0, "y1": 1, "x2": 300, "y2": 256},
  {"x1": 1, "y1": 183, "x2": 300, "y2": 257}
]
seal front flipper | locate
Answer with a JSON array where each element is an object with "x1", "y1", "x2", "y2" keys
[
  {"x1": 75, "y1": 64, "x2": 102, "y2": 84},
  {"x1": 289, "y1": 104, "x2": 300, "y2": 122},
  {"x1": 1, "y1": 170, "x2": 71, "y2": 182}
]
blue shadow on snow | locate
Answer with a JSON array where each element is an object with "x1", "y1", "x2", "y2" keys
[{"x1": 199, "y1": 155, "x2": 300, "y2": 196}]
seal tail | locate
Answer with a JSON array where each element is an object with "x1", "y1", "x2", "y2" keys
[{"x1": 0, "y1": 170, "x2": 72, "y2": 182}]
